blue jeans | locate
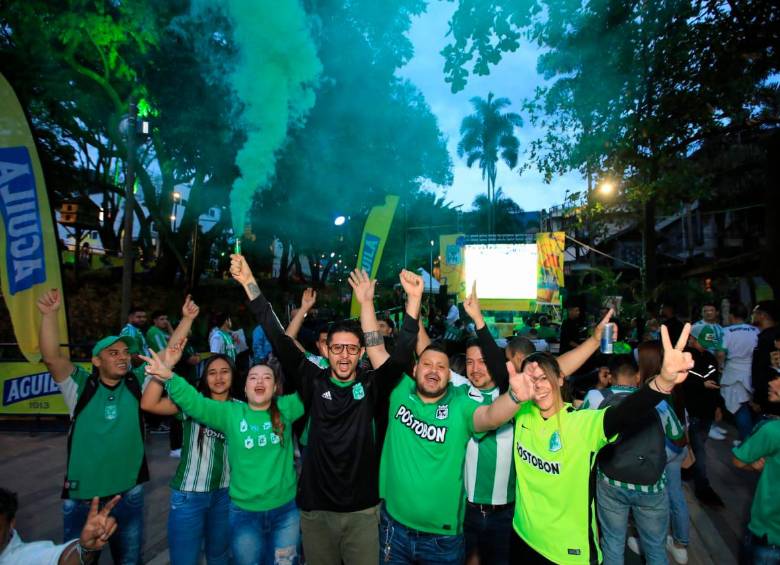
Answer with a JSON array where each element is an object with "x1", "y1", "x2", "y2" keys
[
  {"x1": 379, "y1": 506, "x2": 465, "y2": 565},
  {"x1": 688, "y1": 416, "x2": 712, "y2": 491},
  {"x1": 665, "y1": 448, "x2": 690, "y2": 546},
  {"x1": 597, "y1": 480, "x2": 669, "y2": 565},
  {"x1": 63, "y1": 483, "x2": 144, "y2": 565},
  {"x1": 168, "y1": 488, "x2": 230, "y2": 565},
  {"x1": 742, "y1": 532, "x2": 780, "y2": 565},
  {"x1": 229, "y1": 498, "x2": 300, "y2": 565},
  {"x1": 463, "y1": 502, "x2": 512, "y2": 565},
  {"x1": 735, "y1": 403, "x2": 756, "y2": 441}
]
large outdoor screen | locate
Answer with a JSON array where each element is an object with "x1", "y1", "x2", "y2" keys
[{"x1": 463, "y1": 244, "x2": 538, "y2": 300}]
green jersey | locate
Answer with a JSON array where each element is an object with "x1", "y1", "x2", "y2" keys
[
  {"x1": 146, "y1": 326, "x2": 169, "y2": 353},
  {"x1": 170, "y1": 410, "x2": 231, "y2": 492},
  {"x1": 690, "y1": 321, "x2": 724, "y2": 353},
  {"x1": 209, "y1": 328, "x2": 236, "y2": 361},
  {"x1": 120, "y1": 323, "x2": 149, "y2": 356},
  {"x1": 512, "y1": 402, "x2": 611, "y2": 564},
  {"x1": 166, "y1": 375, "x2": 304, "y2": 511},
  {"x1": 380, "y1": 375, "x2": 480, "y2": 535},
  {"x1": 733, "y1": 420, "x2": 780, "y2": 546},
  {"x1": 450, "y1": 373, "x2": 515, "y2": 504},
  {"x1": 60, "y1": 366, "x2": 146, "y2": 499}
]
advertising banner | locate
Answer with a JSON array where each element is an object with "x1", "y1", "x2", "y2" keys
[
  {"x1": 536, "y1": 231, "x2": 565, "y2": 304},
  {"x1": 439, "y1": 233, "x2": 466, "y2": 300},
  {"x1": 0, "y1": 362, "x2": 94, "y2": 415},
  {"x1": 0, "y1": 73, "x2": 69, "y2": 362}
]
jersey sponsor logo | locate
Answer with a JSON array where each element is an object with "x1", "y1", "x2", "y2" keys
[
  {"x1": 2, "y1": 371, "x2": 59, "y2": 406},
  {"x1": 435, "y1": 404, "x2": 449, "y2": 420},
  {"x1": 516, "y1": 441, "x2": 561, "y2": 475},
  {"x1": 202, "y1": 427, "x2": 225, "y2": 441},
  {"x1": 395, "y1": 405, "x2": 447, "y2": 443},
  {"x1": 322, "y1": 390, "x2": 332, "y2": 400}
]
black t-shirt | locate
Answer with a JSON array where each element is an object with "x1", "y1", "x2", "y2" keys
[
  {"x1": 681, "y1": 347, "x2": 719, "y2": 420},
  {"x1": 249, "y1": 294, "x2": 418, "y2": 512},
  {"x1": 559, "y1": 318, "x2": 587, "y2": 354}
]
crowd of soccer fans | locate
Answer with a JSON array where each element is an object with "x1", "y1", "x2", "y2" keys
[{"x1": 1, "y1": 256, "x2": 779, "y2": 565}]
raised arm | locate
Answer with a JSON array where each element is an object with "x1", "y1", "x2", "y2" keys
[
  {"x1": 286, "y1": 288, "x2": 316, "y2": 342},
  {"x1": 464, "y1": 282, "x2": 509, "y2": 392},
  {"x1": 140, "y1": 349, "x2": 231, "y2": 432},
  {"x1": 473, "y1": 359, "x2": 533, "y2": 432},
  {"x1": 143, "y1": 337, "x2": 186, "y2": 415},
  {"x1": 167, "y1": 295, "x2": 199, "y2": 352},
  {"x1": 603, "y1": 323, "x2": 694, "y2": 438},
  {"x1": 37, "y1": 289, "x2": 74, "y2": 382},
  {"x1": 348, "y1": 269, "x2": 386, "y2": 368},
  {"x1": 416, "y1": 317, "x2": 432, "y2": 356},
  {"x1": 557, "y1": 308, "x2": 614, "y2": 378}
]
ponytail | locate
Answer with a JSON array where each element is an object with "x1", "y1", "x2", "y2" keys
[{"x1": 268, "y1": 396, "x2": 285, "y2": 447}]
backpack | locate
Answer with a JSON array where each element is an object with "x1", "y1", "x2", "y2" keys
[
  {"x1": 61, "y1": 370, "x2": 149, "y2": 498},
  {"x1": 596, "y1": 388, "x2": 666, "y2": 486}
]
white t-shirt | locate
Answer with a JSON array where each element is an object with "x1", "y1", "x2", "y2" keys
[
  {"x1": 0, "y1": 530, "x2": 72, "y2": 565},
  {"x1": 720, "y1": 322, "x2": 759, "y2": 413}
]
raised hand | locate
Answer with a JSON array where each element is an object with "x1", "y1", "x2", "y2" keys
[
  {"x1": 399, "y1": 269, "x2": 423, "y2": 298},
  {"x1": 229, "y1": 254, "x2": 254, "y2": 286},
  {"x1": 160, "y1": 337, "x2": 187, "y2": 369},
  {"x1": 508, "y1": 360, "x2": 534, "y2": 404},
  {"x1": 348, "y1": 269, "x2": 376, "y2": 305},
  {"x1": 592, "y1": 308, "x2": 617, "y2": 343},
  {"x1": 658, "y1": 323, "x2": 695, "y2": 388},
  {"x1": 139, "y1": 348, "x2": 174, "y2": 381},
  {"x1": 79, "y1": 496, "x2": 120, "y2": 551},
  {"x1": 301, "y1": 288, "x2": 317, "y2": 312},
  {"x1": 181, "y1": 295, "x2": 200, "y2": 320},
  {"x1": 36, "y1": 289, "x2": 62, "y2": 315},
  {"x1": 462, "y1": 282, "x2": 483, "y2": 324}
]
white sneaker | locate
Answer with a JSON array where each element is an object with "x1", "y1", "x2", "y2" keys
[
  {"x1": 732, "y1": 440, "x2": 742, "y2": 448},
  {"x1": 708, "y1": 428, "x2": 726, "y2": 440},
  {"x1": 667, "y1": 535, "x2": 688, "y2": 564},
  {"x1": 169, "y1": 449, "x2": 181, "y2": 458},
  {"x1": 627, "y1": 536, "x2": 641, "y2": 556},
  {"x1": 713, "y1": 425, "x2": 728, "y2": 435}
]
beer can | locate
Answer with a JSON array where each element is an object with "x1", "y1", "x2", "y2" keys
[{"x1": 600, "y1": 323, "x2": 614, "y2": 354}]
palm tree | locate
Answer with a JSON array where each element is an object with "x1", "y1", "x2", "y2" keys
[
  {"x1": 469, "y1": 188, "x2": 524, "y2": 234},
  {"x1": 457, "y1": 92, "x2": 522, "y2": 234}
]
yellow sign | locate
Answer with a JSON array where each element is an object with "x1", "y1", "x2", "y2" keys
[
  {"x1": 350, "y1": 195, "x2": 399, "y2": 317},
  {"x1": 0, "y1": 362, "x2": 94, "y2": 415},
  {"x1": 0, "y1": 73, "x2": 69, "y2": 362},
  {"x1": 439, "y1": 234, "x2": 466, "y2": 299},
  {"x1": 537, "y1": 232, "x2": 565, "y2": 304}
]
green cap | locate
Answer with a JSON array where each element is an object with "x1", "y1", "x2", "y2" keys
[{"x1": 92, "y1": 335, "x2": 136, "y2": 357}]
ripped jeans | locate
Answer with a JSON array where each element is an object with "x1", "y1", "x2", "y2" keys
[{"x1": 229, "y1": 498, "x2": 300, "y2": 565}]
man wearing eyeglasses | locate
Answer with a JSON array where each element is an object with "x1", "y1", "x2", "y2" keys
[{"x1": 229, "y1": 255, "x2": 422, "y2": 565}]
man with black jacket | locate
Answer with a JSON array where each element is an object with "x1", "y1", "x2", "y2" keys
[{"x1": 230, "y1": 254, "x2": 421, "y2": 565}]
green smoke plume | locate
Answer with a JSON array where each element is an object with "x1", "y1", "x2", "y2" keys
[{"x1": 196, "y1": 0, "x2": 321, "y2": 232}]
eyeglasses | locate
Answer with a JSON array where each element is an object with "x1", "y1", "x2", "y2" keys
[{"x1": 328, "y1": 343, "x2": 361, "y2": 355}]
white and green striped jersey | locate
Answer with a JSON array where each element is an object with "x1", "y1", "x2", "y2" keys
[
  {"x1": 451, "y1": 371, "x2": 516, "y2": 505},
  {"x1": 209, "y1": 328, "x2": 236, "y2": 361},
  {"x1": 170, "y1": 411, "x2": 230, "y2": 492}
]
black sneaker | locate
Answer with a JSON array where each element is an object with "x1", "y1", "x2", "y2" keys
[{"x1": 695, "y1": 486, "x2": 725, "y2": 508}]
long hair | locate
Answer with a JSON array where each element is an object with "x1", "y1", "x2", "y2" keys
[
  {"x1": 637, "y1": 341, "x2": 663, "y2": 384},
  {"x1": 196, "y1": 354, "x2": 237, "y2": 451},
  {"x1": 521, "y1": 352, "x2": 566, "y2": 448},
  {"x1": 248, "y1": 362, "x2": 286, "y2": 448}
]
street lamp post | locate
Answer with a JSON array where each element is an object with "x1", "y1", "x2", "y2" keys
[{"x1": 429, "y1": 238, "x2": 435, "y2": 318}]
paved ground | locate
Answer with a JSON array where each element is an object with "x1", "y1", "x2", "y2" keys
[{"x1": 0, "y1": 420, "x2": 759, "y2": 564}]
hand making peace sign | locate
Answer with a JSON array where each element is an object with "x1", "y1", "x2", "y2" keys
[{"x1": 657, "y1": 322, "x2": 695, "y2": 390}]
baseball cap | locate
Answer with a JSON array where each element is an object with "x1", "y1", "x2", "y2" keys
[{"x1": 92, "y1": 335, "x2": 136, "y2": 357}]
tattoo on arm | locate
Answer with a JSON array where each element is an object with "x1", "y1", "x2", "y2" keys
[
  {"x1": 364, "y1": 330, "x2": 384, "y2": 347},
  {"x1": 247, "y1": 282, "x2": 261, "y2": 300}
]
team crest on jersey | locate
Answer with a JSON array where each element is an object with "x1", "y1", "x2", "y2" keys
[
  {"x1": 250, "y1": 425, "x2": 259, "y2": 433},
  {"x1": 258, "y1": 435, "x2": 267, "y2": 447},
  {"x1": 270, "y1": 433, "x2": 280, "y2": 444},
  {"x1": 549, "y1": 431, "x2": 562, "y2": 452},
  {"x1": 263, "y1": 422, "x2": 272, "y2": 431},
  {"x1": 240, "y1": 419, "x2": 248, "y2": 433},
  {"x1": 244, "y1": 436, "x2": 254, "y2": 449},
  {"x1": 435, "y1": 404, "x2": 449, "y2": 420},
  {"x1": 352, "y1": 383, "x2": 365, "y2": 400}
]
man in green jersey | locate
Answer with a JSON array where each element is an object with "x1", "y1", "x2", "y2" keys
[
  {"x1": 145, "y1": 310, "x2": 172, "y2": 353},
  {"x1": 120, "y1": 305, "x2": 150, "y2": 363},
  {"x1": 379, "y1": 340, "x2": 527, "y2": 564},
  {"x1": 38, "y1": 290, "x2": 196, "y2": 564}
]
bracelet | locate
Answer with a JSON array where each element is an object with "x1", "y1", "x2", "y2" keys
[
  {"x1": 651, "y1": 377, "x2": 673, "y2": 395},
  {"x1": 77, "y1": 542, "x2": 101, "y2": 564},
  {"x1": 508, "y1": 389, "x2": 521, "y2": 404}
]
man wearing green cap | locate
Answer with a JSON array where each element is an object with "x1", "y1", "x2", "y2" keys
[{"x1": 36, "y1": 289, "x2": 198, "y2": 564}]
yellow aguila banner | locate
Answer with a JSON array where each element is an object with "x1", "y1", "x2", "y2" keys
[
  {"x1": 536, "y1": 231, "x2": 565, "y2": 304},
  {"x1": 350, "y1": 195, "x2": 399, "y2": 317},
  {"x1": 0, "y1": 73, "x2": 69, "y2": 362}
]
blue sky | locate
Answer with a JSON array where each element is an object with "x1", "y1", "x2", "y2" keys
[{"x1": 398, "y1": 1, "x2": 581, "y2": 213}]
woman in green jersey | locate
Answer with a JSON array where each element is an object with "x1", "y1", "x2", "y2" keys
[
  {"x1": 142, "y1": 348, "x2": 305, "y2": 565},
  {"x1": 504, "y1": 325, "x2": 694, "y2": 564},
  {"x1": 141, "y1": 353, "x2": 237, "y2": 565}
]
